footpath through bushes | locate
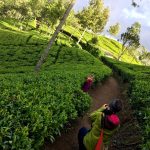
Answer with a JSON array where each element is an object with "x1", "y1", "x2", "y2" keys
[{"x1": 102, "y1": 57, "x2": 150, "y2": 149}]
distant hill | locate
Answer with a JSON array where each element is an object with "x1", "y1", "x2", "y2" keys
[
  {"x1": 62, "y1": 25, "x2": 141, "y2": 64},
  {"x1": 0, "y1": 19, "x2": 142, "y2": 66}
]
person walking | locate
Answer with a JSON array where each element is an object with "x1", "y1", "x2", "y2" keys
[
  {"x1": 78, "y1": 99, "x2": 122, "y2": 150},
  {"x1": 82, "y1": 75, "x2": 94, "y2": 92}
]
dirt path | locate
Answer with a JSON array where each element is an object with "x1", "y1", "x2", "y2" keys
[{"x1": 43, "y1": 76, "x2": 141, "y2": 150}]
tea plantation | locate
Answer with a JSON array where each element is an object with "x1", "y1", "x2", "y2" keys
[
  {"x1": 102, "y1": 57, "x2": 150, "y2": 149},
  {"x1": 0, "y1": 23, "x2": 112, "y2": 149},
  {"x1": 62, "y1": 25, "x2": 140, "y2": 64},
  {"x1": 0, "y1": 19, "x2": 149, "y2": 150}
]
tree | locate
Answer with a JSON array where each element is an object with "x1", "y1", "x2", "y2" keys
[
  {"x1": 66, "y1": 10, "x2": 80, "y2": 28},
  {"x1": 132, "y1": 0, "x2": 140, "y2": 7},
  {"x1": 35, "y1": 0, "x2": 76, "y2": 72},
  {"x1": 0, "y1": 0, "x2": 69, "y2": 29},
  {"x1": 108, "y1": 23, "x2": 120, "y2": 36},
  {"x1": 40, "y1": 0, "x2": 69, "y2": 28},
  {"x1": 118, "y1": 22, "x2": 141, "y2": 60},
  {"x1": 139, "y1": 52, "x2": 150, "y2": 66},
  {"x1": 76, "y1": 0, "x2": 110, "y2": 33},
  {"x1": 0, "y1": 0, "x2": 31, "y2": 20},
  {"x1": 138, "y1": 46, "x2": 150, "y2": 65}
]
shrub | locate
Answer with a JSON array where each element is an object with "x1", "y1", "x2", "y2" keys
[
  {"x1": 90, "y1": 36, "x2": 99, "y2": 44},
  {"x1": 102, "y1": 57, "x2": 150, "y2": 148}
]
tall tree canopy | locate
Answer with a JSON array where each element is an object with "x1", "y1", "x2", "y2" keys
[
  {"x1": 40, "y1": 0, "x2": 70, "y2": 27},
  {"x1": 76, "y1": 0, "x2": 110, "y2": 33},
  {"x1": 0, "y1": 0, "x2": 69, "y2": 28},
  {"x1": 118, "y1": 22, "x2": 141, "y2": 60},
  {"x1": 0, "y1": 0, "x2": 32, "y2": 20},
  {"x1": 35, "y1": 0, "x2": 76, "y2": 72}
]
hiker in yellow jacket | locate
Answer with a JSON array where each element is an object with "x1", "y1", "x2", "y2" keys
[{"x1": 78, "y1": 99, "x2": 122, "y2": 150}]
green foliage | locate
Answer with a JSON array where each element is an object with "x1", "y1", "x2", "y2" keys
[
  {"x1": 76, "y1": 0, "x2": 110, "y2": 33},
  {"x1": 81, "y1": 43, "x2": 100, "y2": 58},
  {"x1": 1, "y1": 0, "x2": 28, "y2": 20},
  {"x1": 90, "y1": 36, "x2": 99, "y2": 44},
  {"x1": 72, "y1": 90, "x2": 91, "y2": 115},
  {"x1": 0, "y1": 25, "x2": 112, "y2": 149},
  {"x1": 118, "y1": 22, "x2": 141, "y2": 60},
  {"x1": 0, "y1": 28, "x2": 49, "y2": 45},
  {"x1": 66, "y1": 10, "x2": 80, "y2": 28},
  {"x1": 121, "y1": 22, "x2": 141, "y2": 48},
  {"x1": 62, "y1": 25, "x2": 139, "y2": 64},
  {"x1": 0, "y1": 0, "x2": 70, "y2": 28},
  {"x1": 102, "y1": 57, "x2": 150, "y2": 149},
  {"x1": 41, "y1": 0, "x2": 69, "y2": 27},
  {"x1": 108, "y1": 23, "x2": 120, "y2": 36},
  {"x1": 0, "y1": 63, "x2": 111, "y2": 150}
]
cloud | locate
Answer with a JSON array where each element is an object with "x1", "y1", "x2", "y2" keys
[
  {"x1": 147, "y1": 21, "x2": 150, "y2": 27},
  {"x1": 123, "y1": 8, "x2": 146, "y2": 19},
  {"x1": 122, "y1": 1, "x2": 150, "y2": 27},
  {"x1": 75, "y1": 0, "x2": 150, "y2": 51}
]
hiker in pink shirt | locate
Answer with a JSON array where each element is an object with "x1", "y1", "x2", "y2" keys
[{"x1": 82, "y1": 75, "x2": 94, "y2": 92}]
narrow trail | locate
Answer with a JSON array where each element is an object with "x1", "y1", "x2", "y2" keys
[{"x1": 43, "y1": 76, "x2": 141, "y2": 150}]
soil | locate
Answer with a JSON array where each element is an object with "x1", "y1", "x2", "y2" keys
[{"x1": 42, "y1": 76, "x2": 141, "y2": 150}]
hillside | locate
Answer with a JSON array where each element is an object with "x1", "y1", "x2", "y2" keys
[
  {"x1": 0, "y1": 19, "x2": 141, "y2": 65},
  {"x1": 62, "y1": 25, "x2": 141, "y2": 64},
  {"x1": 0, "y1": 19, "x2": 113, "y2": 149},
  {"x1": 0, "y1": 19, "x2": 149, "y2": 150}
]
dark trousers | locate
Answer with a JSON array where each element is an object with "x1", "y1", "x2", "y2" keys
[{"x1": 78, "y1": 127, "x2": 89, "y2": 150}]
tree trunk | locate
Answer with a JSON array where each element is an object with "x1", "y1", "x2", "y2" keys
[
  {"x1": 117, "y1": 45, "x2": 126, "y2": 61},
  {"x1": 77, "y1": 27, "x2": 87, "y2": 44},
  {"x1": 36, "y1": 18, "x2": 40, "y2": 29},
  {"x1": 35, "y1": 0, "x2": 76, "y2": 72},
  {"x1": 69, "y1": 34, "x2": 73, "y2": 42}
]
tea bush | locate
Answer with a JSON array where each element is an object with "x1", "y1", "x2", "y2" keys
[
  {"x1": 1, "y1": 40, "x2": 111, "y2": 149},
  {"x1": 102, "y1": 57, "x2": 150, "y2": 149},
  {"x1": 0, "y1": 62, "x2": 111, "y2": 149}
]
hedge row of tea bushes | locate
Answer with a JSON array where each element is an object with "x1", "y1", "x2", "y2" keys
[
  {"x1": 0, "y1": 43, "x2": 100, "y2": 74},
  {"x1": 63, "y1": 26, "x2": 139, "y2": 64},
  {"x1": 0, "y1": 44, "x2": 56, "y2": 74},
  {"x1": 0, "y1": 19, "x2": 139, "y2": 64},
  {"x1": 102, "y1": 57, "x2": 150, "y2": 149},
  {"x1": 0, "y1": 66, "x2": 110, "y2": 150},
  {"x1": 0, "y1": 28, "x2": 49, "y2": 46},
  {"x1": 1, "y1": 41, "x2": 112, "y2": 149},
  {"x1": 0, "y1": 26, "x2": 78, "y2": 74}
]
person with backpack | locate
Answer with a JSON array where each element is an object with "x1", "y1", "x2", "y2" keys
[{"x1": 78, "y1": 99, "x2": 122, "y2": 150}]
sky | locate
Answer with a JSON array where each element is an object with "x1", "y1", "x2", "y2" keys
[{"x1": 73, "y1": 0, "x2": 150, "y2": 51}]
